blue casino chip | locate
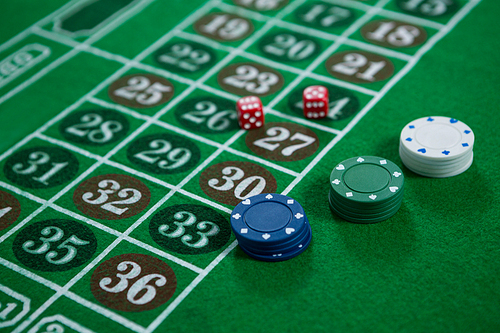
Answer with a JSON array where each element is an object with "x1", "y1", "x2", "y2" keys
[
  {"x1": 240, "y1": 223, "x2": 312, "y2": 262},
  {"x1": 230, "y1": 193, "x2": 312, "y2": 261}
]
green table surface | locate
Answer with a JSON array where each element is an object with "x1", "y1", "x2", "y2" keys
[{"x1": 0, "y1": 0, "x2": 499, "y2": 332}]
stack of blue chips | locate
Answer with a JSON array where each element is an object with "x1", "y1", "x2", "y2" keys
[{"x1": 230, "y1": 193, "x2": 312, "y2": 261}]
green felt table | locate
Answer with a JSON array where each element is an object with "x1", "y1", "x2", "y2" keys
[{"x1": 0, "y1": 0, "x2": 499, "y2": 332}]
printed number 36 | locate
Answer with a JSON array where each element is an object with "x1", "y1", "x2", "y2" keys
[{"x1": 99, "y1": 261, "x2": 166, "y2": 305}]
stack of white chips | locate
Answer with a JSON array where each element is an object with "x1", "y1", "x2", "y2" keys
[{"x1": 399, "y1": 116, "x2": 474, "y2": 178}]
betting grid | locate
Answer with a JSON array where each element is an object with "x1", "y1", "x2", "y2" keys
[{"x1": 0, "y1": 0, "x2": 480, "y2": 332}]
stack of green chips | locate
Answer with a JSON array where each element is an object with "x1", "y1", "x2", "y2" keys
[{"x1": 329, "y1": 156, "x2": 405, "y2": 224}]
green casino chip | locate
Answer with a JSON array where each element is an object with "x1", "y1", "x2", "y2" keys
[
  {"x1": 329, "y1": 196, "x2": 402, "y2": 224},
  {"x1": 330, "y1": 156, "x2": 404, "y2": 205},
  {"x1": 329, "y1": 192, "x2": 403, "y2": 219},
  {"x1": 329, "y1": 189, "x2": 403, "y2": 215},
  {"x1": 329, "y1": 177, "x2": 405, "y2": 210}
]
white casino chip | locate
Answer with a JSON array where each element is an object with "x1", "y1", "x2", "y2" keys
[{"x1": 400, "y1": 116, "x2": 474, "y2": 160}]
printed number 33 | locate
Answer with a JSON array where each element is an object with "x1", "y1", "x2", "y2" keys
[{"x1": 158, "y1": 211, "x2": 219, "y2": 248}]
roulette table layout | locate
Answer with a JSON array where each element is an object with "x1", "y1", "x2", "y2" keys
[{"x1": 0, "y1": 0, "x2": 499, "y2": 332}]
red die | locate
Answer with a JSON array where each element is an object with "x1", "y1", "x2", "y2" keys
[
  {"x1": 237, "y1": 96, "x2": 264, "y2": 130},
  {"x1": 303, "y1": 85, "x2": 329, "y2": 119}
]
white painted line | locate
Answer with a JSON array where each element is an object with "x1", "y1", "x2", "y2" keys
[
  {"x1": 0, "y1": 43, "x2": 52, "y2": 89},
  {"x1": 322, "y1": 0, "x2": 444, "y2": 30},
  {"x1": 1, "y1": 172, "x2": 204, "y2": 275},
  {"x1": 145, "y1": 4, "x2": 480, "y2": 329},
  {"x1": 342, "y1": 38, "x2": 413, "y2": 61},
  {"x1": 273, "y1": 19, "x2": 339, "y2": 42},
  {"x1": 65, "y1": 291, "x2": 147, "y2": 333},
  {"x1": 216, "y1": 2, "x2": 268, "y2": 21},
  {"x1": 0, "y1": 0, "x2": 156, "y2": 107},
  {"x1": 281, "y1": 0, "x2": 482, "y2": 195},
  {"x1": 122, "y1": 237, "x2": 204, "y2": 274},
  {"x1": 0, "y1": 181, "x2": 46, "y2": 205},
  {"x1": 32, "y1": 26, "x2": 81, "y2": 48},
  {"x1": 27, "y1": 315, "x2": 94, "y2": 333},
  {"x1": 1, "y1": 1, "x2": 221, "y2": 331},
  {"x1": 33, "y1": 103, "x2": 238, "y2": 219},
  {"x1": 146, "y1": 240, "x2": 239, "y2": 333},
  {"x1": 307, "y1": 72, "x2": 379, "y2": 96},
  {"x1": 377, "y1": 8, "x2": 445, "y2": 30},
  {"x1": 321, "y1": 0, "x2": 377, "y2": 12},
  {"x1": 36, "y1": 133, "x2": 103, "y2": 160},
  {"x1": 104, "y1": 160, "x2": 177, "y2": 190},
  {"x1": 266, "y1": 0, "x2": 392, "y2": 111},
  {"x1": 151, "y1": 117, "x2": 301, "y2": 177},
  {"x1": 79, "y1": 0, "x2": 156, "y2": 45},
  {"x1": 0, "y1": 0, "x2": 81, "y2": 53},
  {"x1": 131, "y1": 61, "x2": 195, "y2": 86},
  {"x1": 48, "y1": 204, "x2": 123, "y2": 237},
  {"x1": 273, "y1": 15, "x2": 413, "y2": 62},
  {"x1": 176, "y1": 30, "x2": 234, "y2": 53},
  {"x1": 0, "y1": 48, "x2": 79, "y2": 106},
  {"x1": 52, "y1": 0, "x2": 150, "y2": 39},
  {"x1": 0, "y1": 258, "x2": 61, "y2": 291},
  {"x1": 87, "y1": 96, "x2": 150, "y2": 121},
  {"x1": 33, "y1": 26, "x2": 133, "y2": 65},
  {"x1": 265, "y1": 109, "x2": 342, "y2": 136},
  {"x1": 0, "y1": 0, "x2": 480, "y2": 331},
  {"x1": 176, "y1": 188, "x2": 234, "y2": 215},
  {"x1": 198, "y1": 83, "x2": 239, "y2": 101}
]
